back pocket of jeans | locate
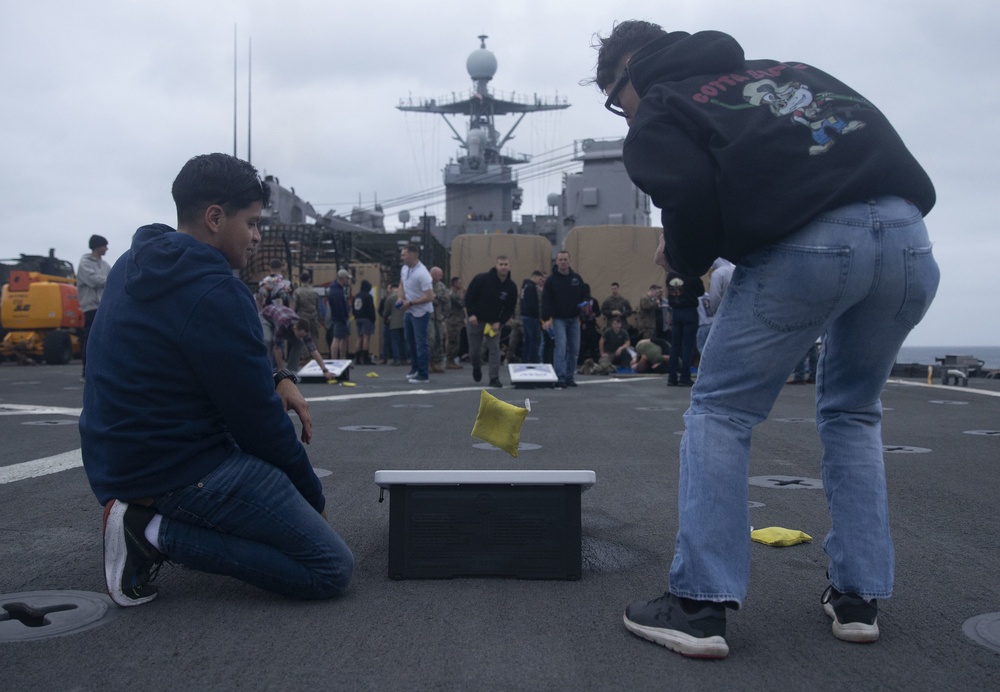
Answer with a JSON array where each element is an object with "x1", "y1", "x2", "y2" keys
[
  {"x1": 752, "y1": 244, "x2": 852, "y2": 331},
  {"x1": 895, "y1": 246, "x2": 939, "y2": 330}
]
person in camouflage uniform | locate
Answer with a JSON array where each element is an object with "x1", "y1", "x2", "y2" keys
[
  {"x1": 446, "y1": 276, "x2": 466, "y2": 368},
  {"x1": 428, "y1": 267, "x2": 450, "y2": 373}
]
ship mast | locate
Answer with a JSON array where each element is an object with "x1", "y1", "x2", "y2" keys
[{"x1": 397, "y1": 36, "x2": 569, "y2": 243}]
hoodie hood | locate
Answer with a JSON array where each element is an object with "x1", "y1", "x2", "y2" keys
[
  {"x1": 627, "y1": 31, "x2": 744, "y2": 98},
  {"x1": 124, "y1": 224, "x2": 233, "y2": 302}
]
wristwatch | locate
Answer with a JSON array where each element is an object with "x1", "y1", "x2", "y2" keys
[{"x1": 273, "y1": 368, "x2": 299, "y2": 386}]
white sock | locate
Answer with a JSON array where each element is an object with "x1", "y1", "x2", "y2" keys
[{"x1": 144, "y1": 513, "x2": 163, "y2": 551}]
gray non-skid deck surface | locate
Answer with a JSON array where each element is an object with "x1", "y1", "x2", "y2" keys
[{"x1": 2, "y1": 364, "x2": 999, "y2": 690}]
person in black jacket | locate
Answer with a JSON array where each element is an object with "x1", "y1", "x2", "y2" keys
[
  {"x1": 664, "y1": 270, "x2": 704, "y2": 386},
  {"x1": 519, "y1": 271, "x2": 544, "y2": 363},
  {"x1": 541, "y1": 251, "x2": 589, "y2": 388},
  {"x1": 463, "y1": 256, "x2": 518, "y2": 387},
  {"x1": 351, "y1": 279, "x2": 376, "y2": 364},
  {"x1": 594, "y1": 20, "x2": 940, "y2": 658}
]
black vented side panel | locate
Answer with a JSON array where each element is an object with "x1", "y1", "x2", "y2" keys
[{"x1": 387, "y1": 484, "x2": 582, "y2": 580}]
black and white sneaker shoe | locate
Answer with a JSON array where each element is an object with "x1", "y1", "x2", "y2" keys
[
  {"x1": 472, "y1": 365, "x2": 482, "y2": 383},
  {"x1": 822, "y1": 585, "x2": 879, "y2": 642},
  {"x1": 623, "y1": 592, "x2": 729, "y2": 658},
  {"x1": 103, "y1": 500, "x2": 163, "y2": 607}
]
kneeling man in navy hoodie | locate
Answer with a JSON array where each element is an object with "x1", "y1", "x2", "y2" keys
[{"x1": 80, "y1": 153, "x2": 354, "y2": 606}]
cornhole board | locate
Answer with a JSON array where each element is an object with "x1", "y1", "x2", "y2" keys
[
  {"x1": 374, "y1": 470, "x2": 596, "y2": 580},
  {"x1": 507, "y1": 363, "x2": 559, "y2": 388},
  {"x1": 297, "y1": 359, "x2": 351, "y2": 381}
]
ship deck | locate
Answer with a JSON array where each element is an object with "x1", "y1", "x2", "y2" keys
[{"x1": 2, "y1": 363, "x2": 999, "y2": 690}]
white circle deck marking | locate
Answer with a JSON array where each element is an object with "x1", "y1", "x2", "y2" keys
[
  {"x1": 963, "y1": 613, "x2": 1000, "y2": 654},
  {"x1": 883, "y1": 445, "x2": 932, "y2": 454}
]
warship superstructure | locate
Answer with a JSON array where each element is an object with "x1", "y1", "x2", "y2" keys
[
  {"x1": 243, "y1": 35, "x2": 651, "y2": 284},
  {"x1": 397, "y1": 35, "x2": 650, "y2": 248}
]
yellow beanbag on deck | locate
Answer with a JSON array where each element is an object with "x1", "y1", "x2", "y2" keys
[{"x1": 750, "y1": 527, "x2": 812, "y2": 547}]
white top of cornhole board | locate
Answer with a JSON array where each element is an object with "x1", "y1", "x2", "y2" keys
[
  {"x1": 297, "y1": 359, "x2": 351, "y2": 378},
  {"x1": 508, "y1": 363, "x2": 559, "y2": 383},
  {"x1": 374, "y1": 469, "x2": 596, "y2": 490}
]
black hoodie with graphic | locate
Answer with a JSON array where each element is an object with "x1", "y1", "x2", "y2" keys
[{"x1": 622, "y1": 31, "x2": 935, "y2": 276}]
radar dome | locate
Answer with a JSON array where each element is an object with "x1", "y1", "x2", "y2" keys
[
  {"x1": 398, "y1": 210, "x2": 411, "y2": 224},
  {"x1": 467, "y1": 35, "x2": 497, "y2": 81},
  {"x1": 547, "y1": 193, "x2": 561, "y2": 207}
]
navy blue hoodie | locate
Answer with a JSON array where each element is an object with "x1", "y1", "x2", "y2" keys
[{"x1": 79, "y1": 224, "x2": 324, "y2": 512}]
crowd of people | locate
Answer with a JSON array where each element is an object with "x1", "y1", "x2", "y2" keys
[{"x1": 249, "y1": 249, "x2": 743, "y2": 390}]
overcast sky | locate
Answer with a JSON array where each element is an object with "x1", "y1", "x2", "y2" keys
[{"x1": 2, "y1": 1, "x2": 996, "y2": 346}]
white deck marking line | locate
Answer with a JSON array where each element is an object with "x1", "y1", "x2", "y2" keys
[
  {"x1": 0, "y1": 449, "x2": 83, "y2": 485},
  {"x1": 0, "y1": 404, "x2": 82, "y2": 416},
  {"x1": 303, "y1": 377, "x2": 658, "y2": 403},
  {"x1": 0, "y1": 377, "x2": 658, "y2": 484},
  {"x1": 885, "y1": 379, "x2": 1000, "y2": 398}
]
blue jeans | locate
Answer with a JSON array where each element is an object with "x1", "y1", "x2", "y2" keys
[
  {"x1": 404, "y1": 311, "x2": 430, "y2": 378},
  {"x1": 521, "y1": 317, "x2": 541, "y2": 363},
  {"x1": 667, "y1": 306, "x2": 699, "y2": 383},
  {"x1": 668, "y1": 197, "x2": 938, "y2": 606},
  {"x1": 153, "y1": 449, "x2": 354, "y2": 599},
  {"x1": 551, "y1": 318, "x2": 580, "y2": 383}
]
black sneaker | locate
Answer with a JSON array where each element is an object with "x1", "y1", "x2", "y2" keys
[
  {"x1": 822, "y1": 585, "x2": 879, "y2": 642},
  {"x1": 472, "y1": 365, "x2": 482, "y2": 383},
  {"x1": 103, "y1": 500, "x2": 163, "y2": 607},
  {"x1": 488, "y1": 378, "x2": 503, "y2": 388},
  {"x1": 623, "y1": 592, "x2": 729, "y2": 658},
  {"x1": 565, "y1": 380, "x2": 578, "y2": 387}
]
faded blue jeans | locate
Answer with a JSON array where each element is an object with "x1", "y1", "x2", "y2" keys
[
  {"x1": 153, "y1": 449, "x2": 354, "y2": 599},
  {"x1": 668, "y1": 197, "x2": 938, "y2": 606},
  {"x1": 404, "y1": 311, "x2": 430, "y2": 379},
  {"x1": 551, "y1": 317, "x2": 581, "y2": 384}
]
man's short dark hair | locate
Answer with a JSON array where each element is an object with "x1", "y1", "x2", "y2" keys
[
  {"x1": 531, "y1": 270, "x2": 544, "y2": 278},
  {"x1": 269, "y1": 259, "x2": 283, "y2": 271},
  {"x1": 593, "y1": 20, "x2": 667, "y2": 91},
  {"x1": 450, "y1": 276, "x2": 461, "y2": 287},
  {"x1": 404, "y1": 243, "x2": 420, "y2": 256},
  {"x1": 611, "y1": 282, "x2": 620, "y2": 288},
  {"x1": 172, "y1": 153, "x2": 270, "y2": 227}
]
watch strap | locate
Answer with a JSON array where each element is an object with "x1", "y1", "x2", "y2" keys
[{"x1": 273, "y1": 368, "x2": 299, "y2": 386}]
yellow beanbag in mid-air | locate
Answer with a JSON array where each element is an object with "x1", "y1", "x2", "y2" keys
[
  {"x1": 470, "y1": 390, "x2": 528, "y2": 458},
  {"x1": 750, "y1": 527, "x2": 813, "y2": 547}
]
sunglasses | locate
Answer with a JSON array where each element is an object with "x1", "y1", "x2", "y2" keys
[{"x1": 604, "y1": 65, "x2": 632, "y2": 118}]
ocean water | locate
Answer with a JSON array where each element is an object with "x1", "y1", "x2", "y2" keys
[{"x1": 896, "y1": 345, "x2": 1000, "y2": 370}]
